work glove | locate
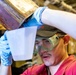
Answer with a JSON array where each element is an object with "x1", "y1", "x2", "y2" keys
[
  {"x1": 23, "y1": 7, "x2": 46, "y2": 27},
  {"x1": 0, "y1": 31, "x2": 12, "y2": 66}
]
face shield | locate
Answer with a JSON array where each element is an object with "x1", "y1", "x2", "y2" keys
[{"x1": 35, "y1": 34, "x2": 64, "y2": 52}]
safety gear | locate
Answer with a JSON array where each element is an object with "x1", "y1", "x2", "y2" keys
[
  {"x1": 23, "y1": 7, "x2": 46, "y2": 27},
  {"x1": 35, "y1": 25, "x2": 65, "y2": 52},
  {"x1": 0, "y1": 32, "x2": 12, "y2": 66},
  {"x1": 35, "y1": 34, "x2": 63, "y2": 52},
  {"x1": 37, "y1": 25, "x2": 65, "y2": 38}
]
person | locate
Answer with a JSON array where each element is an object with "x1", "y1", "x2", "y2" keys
[
  {"x1": 21, "y1": 25, "x2": 76, "y2": 75},
  {"x1": 0, "y1": 6, "x2": 76, "y2": 75}
]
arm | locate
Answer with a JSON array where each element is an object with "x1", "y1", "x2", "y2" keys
[
  {"x1": 0, "y1": 32, "x2": 12, "y2": 75},
  {"x1": 1, "y1": 65, "x2": 12, "y2": 75},
  {"x1": 24, "y1": 7, "x2": 76, "y2": 39},
  {"x1": 41, "y1": 8, "x2": 76, "y2": 39}
]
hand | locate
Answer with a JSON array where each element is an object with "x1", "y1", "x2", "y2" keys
[
  {"x1": 23, "y1": 7, "x2": 46, "y2": 27},
  {"x1": 0, "y1": 31, "x2": 12, "y2": 66}
]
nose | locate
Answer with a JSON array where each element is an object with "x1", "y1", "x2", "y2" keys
[
  {"x1": 39, "y1": 48, "x2": 48, "y2": 55},
  {"x1": 38, "y1": 45, "x2": 48, "y2": 53}
]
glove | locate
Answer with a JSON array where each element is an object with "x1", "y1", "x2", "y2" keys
[
  {"x1": 23, "y1": 7, "x2": 46, "y2": 27},
  {"x1": 0, "y1": 31, "x2": 12, "y2": 66}
]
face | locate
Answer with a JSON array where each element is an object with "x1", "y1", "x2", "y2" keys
[{"x1": 35, "y1": 34, "x2": 68, "y2": 66}]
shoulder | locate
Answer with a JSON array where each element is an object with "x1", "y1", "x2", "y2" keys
[
  {"x1": 21, "y1": 64, "x2": 46, "y2": 75},
  {"x1": 65, "y1": 55, "x2": 76, "y2": 74},
  {"x1": 56, "y1": 55, "x2": 76, "y2": 75}
]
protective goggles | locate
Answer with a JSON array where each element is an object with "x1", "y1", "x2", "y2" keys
[{"x1": 35, "y1": 34, "x2": 64, "y2": 52}]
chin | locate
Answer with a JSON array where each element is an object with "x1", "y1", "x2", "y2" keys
[{"x1": 44, "y1": 61, "x2": 53, "y2": 66}]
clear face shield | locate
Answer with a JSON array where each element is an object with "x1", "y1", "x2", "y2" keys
[{"x1": 35, "y1": 34, "x2": 64, "y2": 53}]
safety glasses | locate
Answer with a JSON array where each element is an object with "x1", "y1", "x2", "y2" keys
[{"x1": 35, "y1": 34, "x2": 64, "y2": 52}]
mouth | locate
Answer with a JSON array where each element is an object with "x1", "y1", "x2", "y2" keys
[{"x1": 40, "y1": 54, "x2": 52, "y2": 60}]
